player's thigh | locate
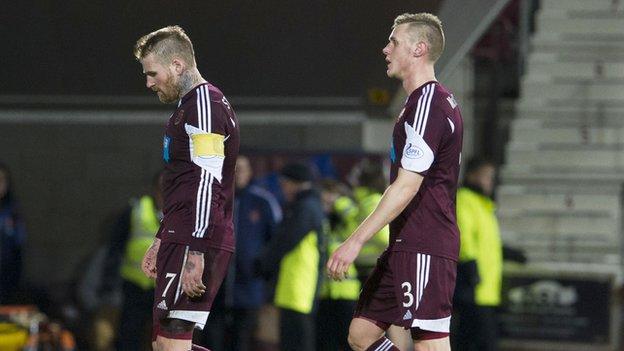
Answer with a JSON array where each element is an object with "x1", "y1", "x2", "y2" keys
[
  {"x1": 153, "y1": 243, "x2": 188, "y2": 320},
  {"x1": 154, "y1": 334, "x2": 192, "y2": 351},
  {"x1": 413, "y1": 336, "x2": 450, "y2": 351},
  {"x1": 353, "y1": 251, "x2": 398, "y2": 329},
  {"x1": 390, "y1": 252, "x2": 455, "y2": 332}
]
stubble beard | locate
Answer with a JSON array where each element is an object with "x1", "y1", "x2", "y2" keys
[{"x1": 157, "y1": 73, "x2": 181, "y2": 104}]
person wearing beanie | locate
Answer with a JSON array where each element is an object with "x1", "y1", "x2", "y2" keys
[{"x1": 256, "y1": 162, "x2": 326, "y2": 351}]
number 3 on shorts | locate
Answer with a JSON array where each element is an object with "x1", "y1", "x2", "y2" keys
[
  {"x1": 162, "y1": 273, "x2": 177, "y2": 298},
  {"x1": 402, "y1": 282, "x2": 414, "y2": 307}
]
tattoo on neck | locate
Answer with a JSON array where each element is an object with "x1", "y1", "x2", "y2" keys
[
  {"x1": 189, "y1": 250, "x2": 204, "y2": 256},
  {"x1": 179, "y1": 70, "x2": 203, "y2": 98}
]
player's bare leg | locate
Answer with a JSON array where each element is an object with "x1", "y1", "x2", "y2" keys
[
  {"x1": 388, "y1": 325, "x2": 413, "y2": 350},
  {"x1": 348, "y1": 317, "x2": 392, "y2": 351},
  {"x1": 153, "y1": 319, "x2": 194, "y2": 351},
  {"x1": 154, "y1": 336, "x2": 191, "y2": 351},
  {"x1": 412, "y1": 336, "x2": 450, "y2": 351}
]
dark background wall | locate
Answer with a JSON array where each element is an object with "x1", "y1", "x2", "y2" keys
[
  {"x1": 0, "y1": 118, "x2": 164, "y2": 288},
  {"x1": 2, "y1": 0, "x2": 440, "y2": 97}
]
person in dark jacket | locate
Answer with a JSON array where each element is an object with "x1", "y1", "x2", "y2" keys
[
  {"x1": 0, "y1": 162, "x2": 26, "y2": 304},
  {"x1": 96, "y1": 172, "x2": 164, "y2": 350},
  {"x1": 203, "y1": 156, "x2": 282, "y2": 351},
  {"x1": 257, "y1": 162, "x2": 326, "y2": 351}
]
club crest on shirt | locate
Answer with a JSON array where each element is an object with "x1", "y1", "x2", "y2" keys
[{"x1": 174, "y1": 109, "x2": 185, "y2": 125}]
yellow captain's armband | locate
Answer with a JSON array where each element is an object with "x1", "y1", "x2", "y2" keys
[{"x1": 192, "y1": 133, "x2": 225, "y2": 157}]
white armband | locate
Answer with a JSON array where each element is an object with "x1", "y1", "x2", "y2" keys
[{"x1": 401, "y1": 122, "x2": 434, "y2": 173}]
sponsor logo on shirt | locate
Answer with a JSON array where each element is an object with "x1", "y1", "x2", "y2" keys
[
  {"x1": 157, "y1": 300, "x2": 168, "y2": 310},
  {"x1": 404, "y1": 143, "x2": 424, "y2": 159}
]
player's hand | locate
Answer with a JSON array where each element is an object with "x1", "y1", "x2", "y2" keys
[
  {"x1": 327, "y1": 239, "x2": 362, "y2": 281},
  {"x1": 182, "y1": 250, "x2": 206, "y2": 298},
  {"x1": 141, "y1": 238, "x2": 161, "y2": 279}
]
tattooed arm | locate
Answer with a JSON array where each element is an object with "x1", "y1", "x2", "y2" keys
[
  {"x1": 141, "y1": 238, "x2": 161, "y2": 279},
  {"x1": 181, "y1": 250, "x2": 206, "y2": 297}
]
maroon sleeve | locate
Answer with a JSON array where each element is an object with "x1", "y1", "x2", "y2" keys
[
  {"x1": 188, "y1": 100, "x2": 234, "y2": 253},
  {"x1": 401, "y1": 100, "x2": 450, "y2": 175},
  {"x1": 421, "y1": 103, "x2": 450, "y2": 157}
]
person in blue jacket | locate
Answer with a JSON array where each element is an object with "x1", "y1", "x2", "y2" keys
[{"x1": 204, "y1": 155, "x2": 282, "y2": 351}]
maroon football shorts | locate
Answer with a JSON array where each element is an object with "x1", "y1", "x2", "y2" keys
[
  {"x1": 354, "y1": 250, "x2": 456, "y2": 340},
  {"x1": 152, "y1": 242, "x2": 231, "y2": 337}
]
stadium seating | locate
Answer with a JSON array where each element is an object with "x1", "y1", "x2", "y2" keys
[{"x1": 499, "y1": 0, "x2": 624, "y2": 272}]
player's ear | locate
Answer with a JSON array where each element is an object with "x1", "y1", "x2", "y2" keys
[
  {"x1": 171, "y1": 58, "x2": 185, "y2": 75},
  {"x1": 414, "y1": 42, "x2": 427, "y2": 58}
]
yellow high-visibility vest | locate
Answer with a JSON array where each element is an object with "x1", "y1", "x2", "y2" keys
[
  {"x1": 354, "y1": 187, "x2": 389, "y2": 267},
  {"x1": 319, "y1": 196, "x2": 361, "y2": 301},
  {"x1": 274, "y1": 231, "x2": 320, "y2": 314},
  {"x1": 120, "y1": 196, "x2": 160, "y2": 290},
  {"x1": 456, "y1": 187, "x2": 503, "y2": 306}
]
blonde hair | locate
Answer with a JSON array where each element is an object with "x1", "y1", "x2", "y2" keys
[
  {"x1": 134, "y1": 25, "x2": 196, "y2": 67},
  {"x1": 393, "y1": 13, "x2": 445, "y2": 62}
]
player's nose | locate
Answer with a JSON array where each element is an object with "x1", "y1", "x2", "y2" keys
[{"x1": 146, "y1": 78, "x2": 155, "y2": 89}]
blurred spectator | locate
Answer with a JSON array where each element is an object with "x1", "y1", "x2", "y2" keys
[
  {"x1": 350, "y1": 159, "x2": 389, "y2": 282},
  {"x1": 316, "y1": 179, "x2": 360, "y2": 351},
  {"x1": 253, "y1": 156, "x2": 288, "y2": 205},
  {"x1": 0, "y1": 162, "x2": 26, "y2": 304},
  {"x1": 98, "y1": 171, "x2": 164, "y2": 351},
  {"x1": 202, "y1": 155, "x2": 282, "y2": 351},
  {"x1": 256, "y1": 162, "x2": 326, "y2": 351},
  {"x1": 452, "y1": 158, "x2": 525, "y2": 351},
  {"x1": 350, "y1": 160, "x2": 411, "y2": 349}
]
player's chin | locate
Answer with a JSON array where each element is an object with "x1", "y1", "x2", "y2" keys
[{"x1": 158, "y1": 94, "x2": 177, "y2": 104}]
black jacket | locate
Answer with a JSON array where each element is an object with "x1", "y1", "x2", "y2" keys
[{"x1": 257, "y1": 188, "x2": 326, "y2": 279}]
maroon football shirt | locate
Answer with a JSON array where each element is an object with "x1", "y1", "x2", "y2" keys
[
  {"x1": 156, "y1": 82, "x2": 240, "y2": 252},
  {"x1": 389, "y1": 81, "x2": 463, "y2": 261}
]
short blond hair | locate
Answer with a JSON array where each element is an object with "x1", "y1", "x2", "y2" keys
[
  {"x1": 134, "y1": 25, "x2": 196, "y2": 67},
  {"x1": 393, "y1": 13, "x2": 445, "y2": 62}
]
